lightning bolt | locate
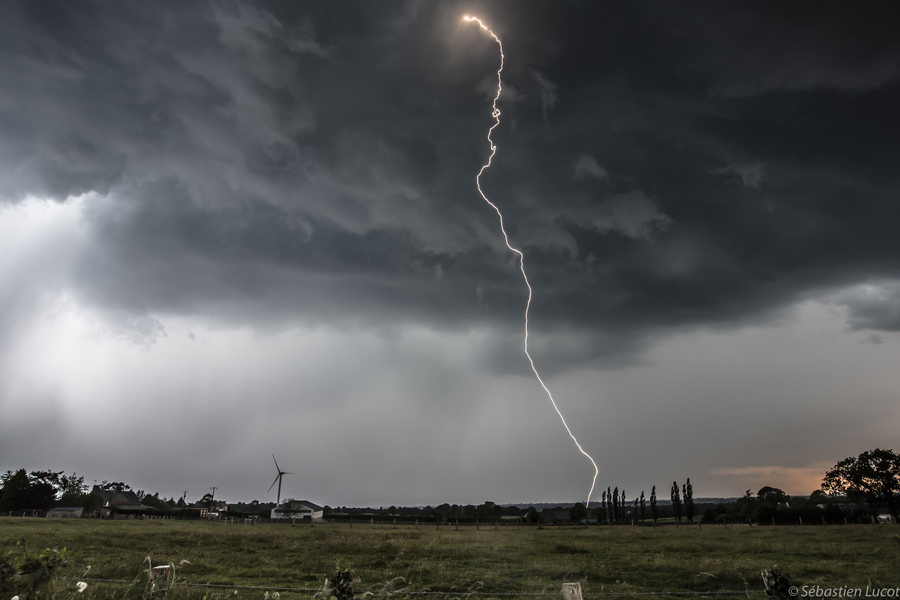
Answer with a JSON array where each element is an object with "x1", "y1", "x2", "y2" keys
[{"x1": 463, "y1": 15, "x2": 599, "y2": 509}]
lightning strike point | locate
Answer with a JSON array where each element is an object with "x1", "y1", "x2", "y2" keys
[{"x1": 464, "y1": 16, "x2": 600, "y2": 509}]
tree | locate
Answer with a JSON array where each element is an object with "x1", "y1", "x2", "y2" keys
[
  {"x1": 683, "y1": 479, "x2": 694, "y2": 523},
  {"x1": 83, "y1": 489, "x2": 102, "y2": 513},
  {"x1": 823, "y1": 448, "x2": 900, "y2": 521},
  {"x1": 597, "y1": 490, "x2": 607, "y2": 523},
  {"x1": 650, "y1": 486, "x2": 658, "y2": 525},
  {"x1": 0, "y1": 469, "x2": 55, "y2": 511},
  {"x1": 57, "y1": 473, "x2": 87, "y2": 505},
  {"x1": 612, "y1": 487, "x2": 619, "y2": 522},
  {"x1": 99, "y1": 481, "x2": 132, "y2": 492},
  {"x1": 476, "y1": 501, "x2": 502, "y2": 520},
  {"x1": 671, "y1": 481, "x2": 682, "y2": 522},
  {"x1": 809, "y1": 489, "x2": 828, "y2": 504},
  {"x1": 142, "y1": 493, "x2": 168, "y2": 510},
  {"x1": 29, "y1": 470, "x2": 63, "y2": 488},
  {"x1": 1, "y1": 469, "x2": 31, "y2": 511},
  {"x1": 569, "y1": 503, "x2": 587, "y2": 523},
  {"x1": 757, "y1": 486, "x2": 788, "y2": 505},
  {"x1": 733, "y1": 489, "x2": 757, "y2": 523},
  {"x1": 639, "y1": 490, "x2": 646, "y2": 522}
]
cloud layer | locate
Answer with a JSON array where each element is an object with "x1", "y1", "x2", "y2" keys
[{"x1": 2, "y1": 0, "x2": 899, "y2": 505}]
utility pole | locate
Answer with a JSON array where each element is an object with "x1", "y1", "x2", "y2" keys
[{"x1": 209, "y1": 486, "x2": 217, "y2": 501}]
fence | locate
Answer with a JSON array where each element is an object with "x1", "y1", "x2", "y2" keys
[{"x1": 68, "y1": 577, "x2": 760, "y2": 599}]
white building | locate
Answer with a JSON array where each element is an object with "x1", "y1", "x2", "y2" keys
[
  {"x1": 47, "y1": 507, "x2": 84, "y2": 518},
  {"x1": 270, "y1": 500, "x2": 324, "y2": 522}
]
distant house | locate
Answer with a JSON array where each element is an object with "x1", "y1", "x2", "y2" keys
[
  {"x1": 540, "y1": 509, "x2": 573, "y2": 525},
  {"x1": 227, "y1": 502, "x2": 274, "y2": 519},
  {"x1": 521, "y1": 508, "x2": 542, "y2": 524},
  {"x1": 876, "y1": 507, "x2": 896, "y2": 524},
  {"x1": 205, "y1": 501, "x2": 229, "y2": 518},
  {"x1": 47, "y1": 507, "x2": 84, "y2": 519},
  {"x1": 173, "y1": 507, "x2": 208, "y2": 519},
  {"x1": 271, "y1": 500, "x2": 324, "y2": 522},
  {"x1": 92, "y1": 486, "x2": 149, "y2": 519}
]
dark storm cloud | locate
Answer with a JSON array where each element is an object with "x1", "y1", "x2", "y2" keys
[
  {"x1": 2, "y1": 0, "x2": 900, "y2": 373},
  {"x1": 644, "y1": 2, "x2": 900, "y2": 96},
  {"x1": 506, "y1": 2, "x2": 900, "y2": 340}
]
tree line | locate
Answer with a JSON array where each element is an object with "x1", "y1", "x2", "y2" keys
[
  {"x1": 588, "y1": 480, "x2": 694, "y2": 524},
  {"x1": 0, "y1": 469, "x2": 188, "y2": 513},
  {"x1": 2, "y1": 448, "x2": 897, "y2": 522}
]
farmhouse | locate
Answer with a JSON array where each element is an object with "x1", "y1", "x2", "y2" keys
[
  {"x1": 92, "y1": 486, "x2": 149, "y2": 519},
  {"x1": 208, "y1": 501, "x2": 228, "y2": 518},
  {"x1": 271, "y1": 500, "x2": 324, "y2": 522}
]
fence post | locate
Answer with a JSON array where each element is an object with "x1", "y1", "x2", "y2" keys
[{"x1": 562, "y1": 582, "x2": 583, "y2": 600}]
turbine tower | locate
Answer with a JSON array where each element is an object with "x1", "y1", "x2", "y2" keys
[{"x1": 268, "y1": 454, "x2": 294, "y2": 505}]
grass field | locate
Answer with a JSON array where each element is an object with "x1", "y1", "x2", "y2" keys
[{"x1": 2, "y1": 518, "x2": 899, "y2": 599}]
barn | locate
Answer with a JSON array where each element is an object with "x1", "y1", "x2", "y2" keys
[{"x1": 271, "y1": 500, "x2": 324, "y2": 522}]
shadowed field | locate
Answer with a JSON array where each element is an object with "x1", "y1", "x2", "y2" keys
[{"x1": 2, "y1": 519, "x2": 898, "y2": 599}]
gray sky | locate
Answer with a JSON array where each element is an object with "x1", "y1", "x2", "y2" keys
[{"x1": 2, "y1": 0, "x2": 899, "y2": 508}]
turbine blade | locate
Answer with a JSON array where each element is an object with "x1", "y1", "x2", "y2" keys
[
  {"x1": 272, "y1": 454, "x2": 281, "y2": 473},
  {"x1": 268, "y1": 474, "x2": 280, "y2": 493}
]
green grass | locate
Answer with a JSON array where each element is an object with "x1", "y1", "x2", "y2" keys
[{"x1": 2, "y1": 519, "x2": 899, "y2": 599}]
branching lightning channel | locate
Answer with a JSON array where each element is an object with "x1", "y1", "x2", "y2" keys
[{"x1": 463, "y1": 15, "x2": 599, "y2": 508}]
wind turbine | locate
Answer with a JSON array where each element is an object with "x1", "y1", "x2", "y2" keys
[{"x1": 268, "y1": 454, "x2": 294, "y2": 505}]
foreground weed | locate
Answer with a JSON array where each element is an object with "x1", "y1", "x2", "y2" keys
[
  {"x1": 762, "y1": 567, "x2": 794, "y2": 600},
  {"x1": 360, "y1": 577, "x2": 408, "y2": 600},
  {"x1": 315, "y1": 566, "x2": 356, "y2": 600},
  {"x1": 0, "y1": 543, "x2": 66, "y2": 599},
  {"x1": 116, "y1": 555, "x2": 180, "y2": 600}
]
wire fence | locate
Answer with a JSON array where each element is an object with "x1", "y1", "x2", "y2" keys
[{"x1": 72, "y1": 577, "x2": 756, "y2": 599}]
